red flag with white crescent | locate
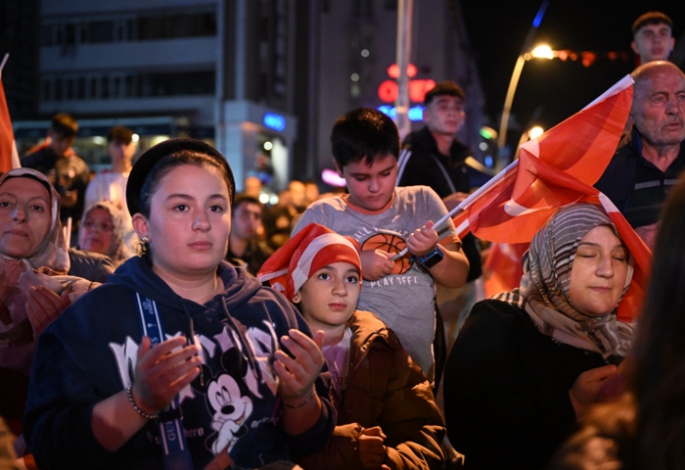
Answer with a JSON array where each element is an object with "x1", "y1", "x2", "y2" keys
[
  {"x1": 448, "y1": 75, "x2": 648, "y2": 320},
  {"x1": 0, "y1": 55, "x2": 21, "y2": 173}
]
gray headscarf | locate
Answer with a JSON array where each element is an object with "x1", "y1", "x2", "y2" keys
[{"x1": 495, "y1": 204, "x2": 635, "y2": 358}]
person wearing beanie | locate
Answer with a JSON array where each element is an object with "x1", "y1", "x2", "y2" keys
[
  {"x1": 24, "y1": 138, "x2": 335, "y2": 469},
  {"x1": 259, "y1": 223, "x2": 445, "y2": 470}
]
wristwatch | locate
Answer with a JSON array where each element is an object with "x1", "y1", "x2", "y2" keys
[{"x1": 417, "y1": 247, "x2": 444, "y2": 269}]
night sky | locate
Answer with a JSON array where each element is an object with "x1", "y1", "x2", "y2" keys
[{"x1": 460, "y1": 1, "x2": 685, "y2": 139}]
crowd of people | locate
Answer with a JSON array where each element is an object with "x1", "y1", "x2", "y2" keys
[{"x1": 0, "y1": 9, "x2": 683, "y2": 470}]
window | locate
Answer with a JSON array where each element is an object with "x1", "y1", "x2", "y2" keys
[
  {"x1": 126, "y1": 19, "x2": 134, "y2": 40},
  {"x1": 80, "y1": 22, "x2": 89, "y2": 43},
  {"x1": 65, "y1": 24, "x2": 76, "y2": 45},
  {"x1": 139, "y1": 71, "x2": 215, "y2": 96},
  {"x1": 90, "y1": 21, "x2": 114, "y2": 43},
  {"x1": 55, "y1": 25, "x2": 63, "y2": 45},
  {"x1": 101, "y1": 76, "x2": 110, "y2": 99},
  {"x1": 124, "y1": 75, "x2": 134, "y2": 97},
  {"x1": 41, "y1": 70, "x2": 214, "y2": 101},
  {"x1": 65, "y1": 78, "x2": 74, "y2": 99},
  {"x1": 90, "y1": 77, "x2": 98, "y2": 99},
  {"x1": 41, "y1": 25, "x2": 53, "y2": 46},
  {"x1": 77, "y1": 78, "x2": 86, "y2": 99},
  {"x1": 115, "y1": 21, "x2": 124, "y2": 41},
  {"x1": 137, "y1": 12, "x2": 216, "y2": 40},
  {"x1": 43, "y1": 80, "x2": 51, "y2": 101},
  {"x1": 55, "y1": 79, "x2": 63, "y2": 101},
  {"x1": 113, "y1": 77, "x2": 121, "y2": 98}
]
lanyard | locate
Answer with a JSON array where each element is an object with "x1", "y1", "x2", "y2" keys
[{"x1": 135, "y1": 293, "x2": 194, "y2": 470}]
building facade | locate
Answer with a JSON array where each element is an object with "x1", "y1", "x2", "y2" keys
[{"x1": 13, "y1": 0, "x2": 485, "y2": 190}]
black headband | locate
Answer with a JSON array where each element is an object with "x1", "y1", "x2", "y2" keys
[{"x1": 126, "y1": 138, "x2": 236, "y2": 216}]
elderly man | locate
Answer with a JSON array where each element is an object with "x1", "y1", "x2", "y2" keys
[{"x1": 595, "y1": 61, "x2": 685, "y2": 248}]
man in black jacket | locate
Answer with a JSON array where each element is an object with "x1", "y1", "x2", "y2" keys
[
  {"x1": 397, "y1": 81, "x2": 482, "y2": 334},
  {"x1": 22, "y1": 113, "x2": 90, "y2": 233}
]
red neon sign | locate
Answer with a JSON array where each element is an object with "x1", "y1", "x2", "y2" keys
[
  {"x1": 378, "y1": 80, "x2": 399, "y2": 102},
  {"x1": 378, "y1": 63, "x2": 435, "y2": 103},
  {"x1": 387, "y1": 63, "x2": 418, "y2": 79},
  {"x1": 378, "y1": 79, "x2": 436, "y2": 103}
]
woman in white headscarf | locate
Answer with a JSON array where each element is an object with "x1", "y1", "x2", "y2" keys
[
  {"x1": 77, "y1": 201, "x2": 131, "y2": 267},
  {"x1": 443, "y1": 203, "x2": 635, "y2": 470},
  {"x1": 0, "y1": 168, "x2": 95, "y2": 374}
]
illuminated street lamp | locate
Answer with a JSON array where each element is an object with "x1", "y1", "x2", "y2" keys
[
  {"x1": 528, "y1": 125, "x2": 544, "y2": 139},
  {"x1": 514, "y1": 125, "x2": 545, "y2": 160},
  {"x1": 497, "y1": 44, "x2": 555, "y2": 168},
  {"x1": 527, "y1": 45, "x2": 554, "y2": 60}
]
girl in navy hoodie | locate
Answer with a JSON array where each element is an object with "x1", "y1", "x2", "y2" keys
[{"x1": 24, "y1": 138, "x2": 334, "y2": 469}]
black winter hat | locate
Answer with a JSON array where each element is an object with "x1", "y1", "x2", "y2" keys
[{"x1": 126, "y1": 138, "x2": 236, "y2": 217}]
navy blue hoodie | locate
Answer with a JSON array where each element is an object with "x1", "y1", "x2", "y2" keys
[{"x1": 24, "y1": 257, "x2": 334, "y2": 469}]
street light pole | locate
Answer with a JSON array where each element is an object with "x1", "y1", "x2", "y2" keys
[
  {"x1": 496, "y1": 0, "x2": 549, "y2": 169},
  {"x1": 395, "y1": 0, "x2": 413, "y2": 140},
  {"x1": 497, "y1": 54, "x2": 526, "y2": 165}
]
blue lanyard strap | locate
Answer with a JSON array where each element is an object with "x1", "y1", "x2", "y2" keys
[{"x1": 135, "y1": 293, "x2": 194, "y2": 470}]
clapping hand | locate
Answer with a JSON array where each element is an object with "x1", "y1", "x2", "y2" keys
[
  {"x1": 131, "y1": 336, "x2": 201, "y2": 416},
  {"x1": 274, "y1": 329, "x2": 325, "y2": 406},
  {"x1": 26, "y1": 285, "x2": 71, "y2": 338}
]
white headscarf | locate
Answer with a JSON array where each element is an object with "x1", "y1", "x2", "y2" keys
[
  {"x1": 0, "y1": 168, "x2": 69, "y2": 273},
  {"x1": 78, "y1": 201, "x2": 131, "y2": 266}
]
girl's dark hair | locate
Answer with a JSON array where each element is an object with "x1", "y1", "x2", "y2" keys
[{"x1": 629, "y1": 172, "x2": 685, "y2": 469}]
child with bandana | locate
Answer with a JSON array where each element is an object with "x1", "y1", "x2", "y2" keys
[{"x1": 259, "y1": 223, "x2": 445, "y2": 470}]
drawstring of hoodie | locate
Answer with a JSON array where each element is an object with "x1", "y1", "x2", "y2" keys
[{"x1": 219, "y1": 298, "x2": 262, "y2": 384}]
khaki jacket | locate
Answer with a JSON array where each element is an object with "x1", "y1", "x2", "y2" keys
[{"x1": 298, "y1": 310, "x2": 445, "y2": 469}]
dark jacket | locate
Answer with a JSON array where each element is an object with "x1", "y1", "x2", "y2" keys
[
  {"x1": 227, "y1": 238, "x2": 274, "y2": 277},
  {"x1": 399, "y1": 127, "x2": 472, "y2": 197},
  {"x1": 21, "y1": 147, "x2": 91, "y2": 224},
  {"x1": 24, "y1": 257, "x2": 334, "y2": 469},
  {"x1": 68, "y1": 248, "x2": 115, "y2": 283},
  {"x1": 398, "y1": 127, "x2": 482, "y2": 281},
  {"x1": 298, "y1": 310, "x2": 445, "y2": 470},
  {"x1": 444, "y1": 300, "x2": 609, "y2": 470},
  {"x1": 594, "y1": 127, "x2": 685, "y2": 228}
]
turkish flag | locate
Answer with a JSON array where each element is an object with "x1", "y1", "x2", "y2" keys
[
  {"x1": 0, "y1": 56, "x2": 20, "y2": 173},
  {"x1": 446, "y1": 75, "x2": 648, "y2": 321},
  {"x1": 483, "y1": 242, "x2": 528, "y2": 298}
]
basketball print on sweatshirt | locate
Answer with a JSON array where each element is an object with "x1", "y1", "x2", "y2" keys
[{"x1": 361, "y1": 229, "x2": 413, "y2": 274}]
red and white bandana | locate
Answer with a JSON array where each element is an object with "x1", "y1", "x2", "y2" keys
[{"x1": 257, "y1": 223, "x2": 361, "y2": 300}]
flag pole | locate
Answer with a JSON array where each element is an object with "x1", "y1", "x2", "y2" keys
[
  {"x1": 0, "y1": 53, "x2": 9, "y2": 77},
  {"x1": 391, "y1": 159, "x2": 521, "y2": 260}
]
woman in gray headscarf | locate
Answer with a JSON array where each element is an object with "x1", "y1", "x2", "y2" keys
[
  {"x1": 77, "y1": 201, "x2": 131, "y2": 267},
  {"x1": 443, "y1": 203, "x2": 635, "y2": 470}
]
